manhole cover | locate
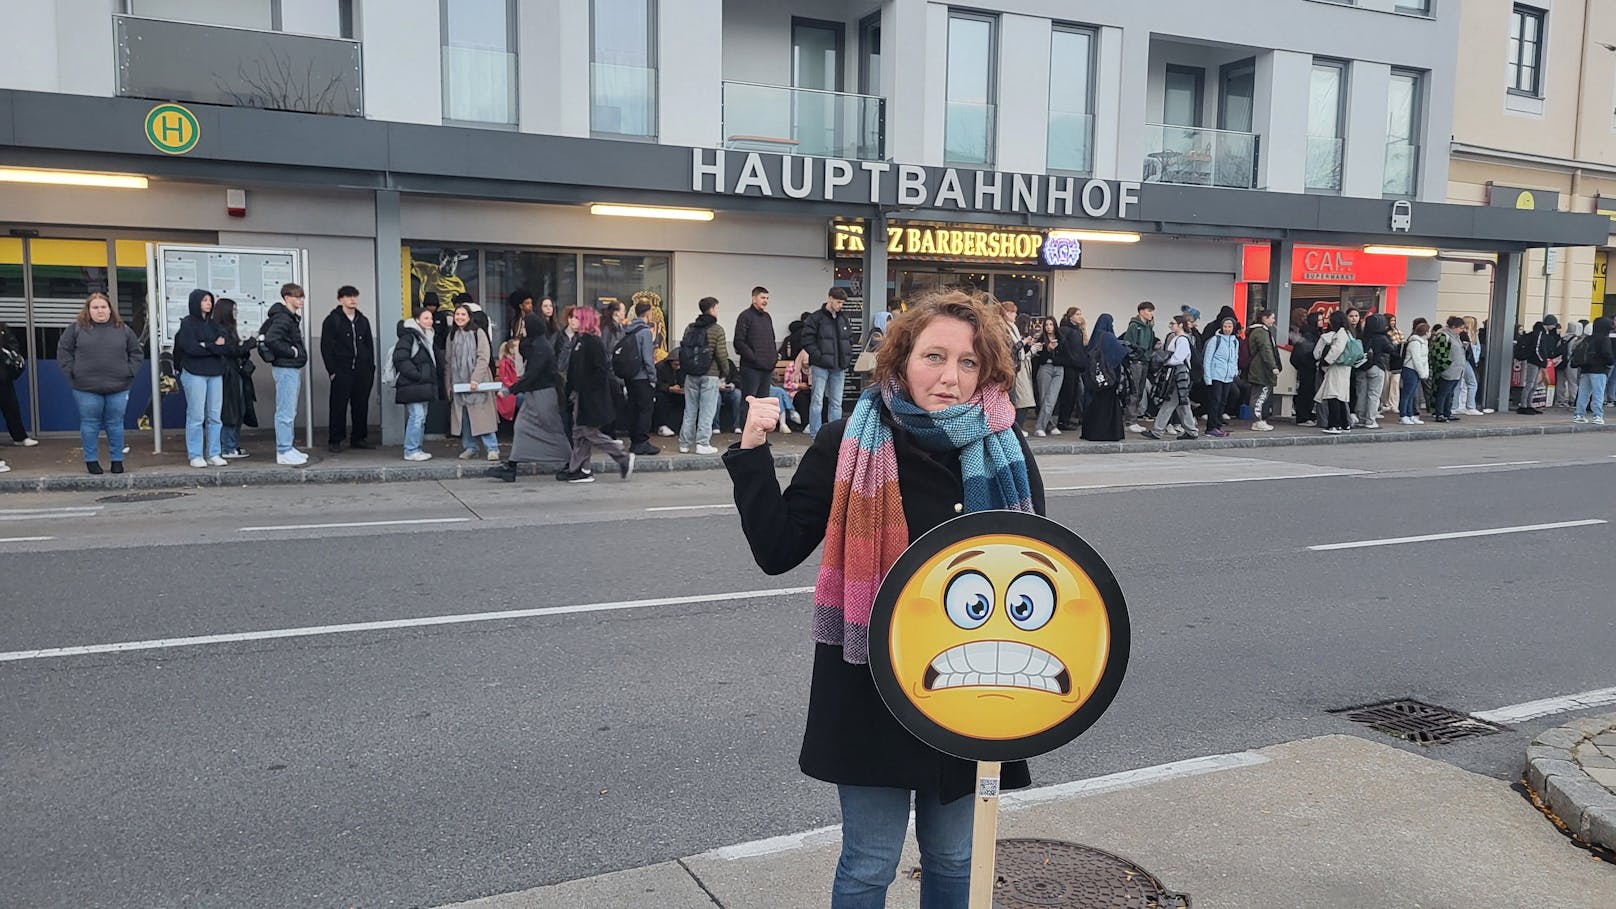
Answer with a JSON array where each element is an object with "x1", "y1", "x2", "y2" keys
[
  {"x1": 95, "y1": 491, "x2": 191, "y2": 504},
  {"x1": 993, "y1": 839, "x2": 1189, "y2": 908},
  {"x1": 1330, "y1": 699, "x2": 1505, "y2": 745}
]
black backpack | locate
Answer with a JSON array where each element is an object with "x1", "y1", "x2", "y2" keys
[
  {"x1": 255, "y1": 317, "x2": 277, "y2": 363},
  {"x1": 677, "y1": 321, "x2": 713, "y2": 377},
  {"x1": 612, "y1": 323, "x2": 647, "y2": 380}
]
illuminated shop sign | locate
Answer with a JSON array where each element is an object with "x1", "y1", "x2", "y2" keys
[{"x1": 831, "y1": 222, "x2": 1080, "y2": 268}]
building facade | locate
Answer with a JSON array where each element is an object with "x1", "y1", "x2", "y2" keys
[{"x1": 1, "y1": 0, "x2": 1604, "y2": 441}]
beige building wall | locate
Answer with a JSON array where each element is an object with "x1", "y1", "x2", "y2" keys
[{"x1": 1440, "y1": 0, "x2": 1616, "y2": 326}]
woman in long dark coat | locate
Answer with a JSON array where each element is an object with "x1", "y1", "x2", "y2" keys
[
  {"x1": 559, "y1": 307, "x2": 632, "y2": 483},
  {"x1": 215, "y1": 298, "x2": 257, "y2": 458},
  {"x1": 490, "y1": 313, "x2": 570, "y2": 481},
  {"x1": 1080, "y1": 313, "x2": 1129, "y2": 441}
]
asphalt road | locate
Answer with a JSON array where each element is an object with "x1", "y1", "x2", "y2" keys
[{"x1": 2, "y1": 434, "x2": 1613, "y2": 908}]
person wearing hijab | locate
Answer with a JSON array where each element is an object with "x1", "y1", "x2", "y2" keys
[
  {"x1": 490, "y1": 313, "x2": 571, "y2": 481},
  {"x1": 1081, "y1": 313, "x2": 1128, "y2": 441}
]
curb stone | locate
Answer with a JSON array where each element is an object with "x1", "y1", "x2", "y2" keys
[{"x1": 1523, "y1": 712, "x2": 1616, "y2": 852}]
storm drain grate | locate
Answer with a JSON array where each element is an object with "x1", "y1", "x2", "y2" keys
[
  {"x1": 1330, "y1": 699, "x2": 1506, "y2": 745},
  {"x1": 95, "y1": 491, "x2": 190, "y2": 503},
  {"x1": 992, "y1": 839, "x2": 1190, "y2": 908}
]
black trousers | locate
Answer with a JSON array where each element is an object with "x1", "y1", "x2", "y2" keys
[
  {"x1": 0, "y1": 377, "x2": 26, "y2": 441},
  {"x1": 738, "y1": 365, "x2": 772, "y2": 400},
  {"x1": 327, "y1": 366, "x2": 373, "y2": 444},
  {"x1": 625, "y1": 379, "x2": 654, "y2": 446},
  {"x1": 1294, "y1": 367, "x2": 1318, "y2": 423},
  {"x1": 1056, "y1": 367, "x2": 1083, "y2": 427}
]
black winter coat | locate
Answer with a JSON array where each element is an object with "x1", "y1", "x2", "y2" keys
[
  {"x1": 567, "y1": 333, "x2": 616, "y2": 427},
  {"x1": 174, "y1": 291, "x2": 227, "y2": 377},
  {"x1": 261, "y1": 302, "x2": 308, "y2": 368},
  {"x1": 1055, "y1": 323, "x2": 1089, "y2": 370},
  {"x1": 725, "y1": 407, "x2": 1046, "y2": 803},
  {"x1": 320, "y1": 306, "x2": 376, "y2": 374},
  {"x1": 220, "y1": 336, "x2": 258, "y2": 428},
  {"x1": 734, "y1": 305, "x2": 778, "y2": 370},
  {"x1": 508, "y1": 315, "x2": 559, "y2": 394},
  {"x1": 392, "y1": 321, "x2": 440, "y2": 405},
  {"x1": 802, "y1": 306, "x2": 854, "y2": 371}
]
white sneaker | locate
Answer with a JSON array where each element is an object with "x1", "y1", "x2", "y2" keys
[
  {"x1": 1465, "y1": 409, "x2": 1484, "y2": 416},
  {"x1": 678, "y1": 443, "x2": 691, "y2": 453},
  {"x1": 780, "y1": 423, "x2": 792, "y2": 434},
  {"x1": 1251, "y1": 421, "x2": 1274, "y2": 432},
  {"x1": 206, "y1": 456, "x2": 228, "y2": 467},
  {"x1": 487, "y1": 449, "x2": 501, "y2": 462},
  {"x1": 1482, "y1": 408, "x2": 1495, "y2": 414},
  {"x1": 1127, "y1": 423, "x2": 1146, "y2": 434},
  {"x1": 0, "y1": 461, "x2": 9, "y2": 472},
  {"x1": 189, "y1": 457, "x2": 208, "y2": 468},
  {"x1": 656, "y1": 425, "x2": 675, "y2": 437},
  {"x1": 1595, "y1": 417, "x2": 1607, "y2": 426},
  {"x1": 695, "y1": 444, "x2": 719, "y2": 455},
  {"x1": 1411, "y1": 416, "x2": 1424, "y2": 424},
  {"x1": 18, "y1": 437, "x2": 38, "y2": 447},
  {"x1": 277, "y1": 450, "x2": 308, "y2": 466},
  {"x1": 1034, "y1": 429, "x2": 1047, "y2": 437},
  {"x1": 458, "y1": 449, "x2": 477, "y2": 460},
  {"x1": 221, "y1": 449, "x2": 249, "y2": 459},
  {"x1": 1363, "y1": 421, "x2": 1380, "y2": 430},
  {"x1": 404, "y1": 451, "x2": 433, "y2": 461},
  {"x1": 1049, "y1": 427, "x2": 1062, "y2": 435}
]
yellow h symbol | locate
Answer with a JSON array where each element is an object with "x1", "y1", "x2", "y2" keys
[{"x1": 158, "y1": 113, "x2": 187, "y2": 144}]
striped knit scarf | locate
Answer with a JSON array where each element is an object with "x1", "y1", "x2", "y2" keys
[{"x1": 814, "y1": 378, "x2": 1034, "y2": 665}]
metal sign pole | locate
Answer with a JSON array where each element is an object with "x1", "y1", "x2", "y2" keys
[{"x1": 147, "y1": 243, "x2": 163, "y2": 454}]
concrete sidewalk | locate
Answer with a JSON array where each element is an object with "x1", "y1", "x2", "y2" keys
[
  {"x1": 0, "y1": 411, "x2": 1609, "y2": 492},
  {"x1": 436, "y1": 735, "x2": 1613, "y2": 909}
]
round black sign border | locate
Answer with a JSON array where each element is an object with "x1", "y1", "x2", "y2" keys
[{"x1": 867, "y1": 510, "x2": 1131, "y2": 762}]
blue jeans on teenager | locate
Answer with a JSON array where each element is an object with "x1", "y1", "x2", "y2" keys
[
  {"x1": 72, "y1": 389, "x2": 129, "y2": 463},
  {"x1": 272, "y1": 366, "x2": 301, "y2": 454},
  {"x1": 179, "y1": 370, "x2": 223, "y2": 459},
  {"x1": 220, "y1": 423, "x2": 240, "y2": 454},
  {"x1": 404, "y1": 402, "x2": 428, "y2": 455},
  {"x1": 679, "y1": 374, "x2": 719, "y2": 449},
  {"x1": 833, "y1": 785, "x2": 972, "y2": 909},
  {"x1": 1398, "y1": 366, "x2": 1422, "y2": 418},
  {"x1": 810, "y1": 366, "x2": 846, "y2": 436},
  {"x1": 1576, "y1": 372, "x2": 1607, "y2": 420}
]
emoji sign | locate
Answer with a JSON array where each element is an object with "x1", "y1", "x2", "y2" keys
[{"x1": 869, "y1": 511, "x2": 1129, "y2": 762}]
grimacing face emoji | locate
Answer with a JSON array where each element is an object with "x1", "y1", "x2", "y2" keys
[{"x1": 886, "y1": 533, "x2": 1112, "y2": 742}]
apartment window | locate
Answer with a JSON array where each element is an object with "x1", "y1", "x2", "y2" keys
[
  {"x1": 1046, "y1": 25, "x2": 1096, "y2": 173},
  {"x1": 1394, "y1": 0, "x2": 1430, "y2": 13},
  {"x1": 859, "y1": 13, "x2": 881, "y2": 96},
  {"x1": 129, "y1": 0, "x2": 276, "y2": 29},
  {"x1": 1306, "y1": 60, "x2": 1346, "y2": 192},
  {"x1": 1509, "y1": 5, "x2": 1545, "y2": 96},
  {"x1": 944, "y1": 11, "x2": 997, "y2": 166},
  {"x1": 1384, "y1": 70, "x2": 1422, "y2": 196},
  {"x1": 1163, "y1": 65, "x2": 1204, "y2": 128},
  {"x1": 442, "y1": 0, "x2": 516, "y2": 126},
  {"x1": 591, "y1": 0, "x2": 657, "y2": 137}
]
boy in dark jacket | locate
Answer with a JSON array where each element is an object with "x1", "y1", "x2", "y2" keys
[
  {"x1": 802, "y1": 287, "x2": 853, "y2": 437},
  {"x1": 262, "y1": 283, "x2": 309, "y2": 464},
  {"x1": 1121, "y1": 302, "x2": 1156, "y2": 430},
  {"x1": 320, "y1": 285, "x2": 376, "y2": 451},
  {"x1": 733, "y1": 286, "x2": 777, "y2": 403}
]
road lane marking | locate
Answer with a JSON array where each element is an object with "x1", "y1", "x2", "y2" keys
[
  {"x1": 1308, "y1": 519, "x2": 1606, "y2": 552},
  {"x1": 0, "y1": 506, "x2": 102, "y2": 522},
  {"x1": 0, "y1": 506, "x2": 101, "y2": 515},
  {"x1": 645, "y1": 504, "x2": 734, "y2": 512},
  {"x1": 1436, "y1": 460, "x2": 1540, "y2": 470},
  {"x1": 1471, "y1": 686, "x2": 1616, "y2": 725},
  {"x1": 1214, "y1": 472, "x2": 1352, "y2": 483},
  {"x1": 238, "y1": 517, "x2": 472, "y2": 532},
  {"x1": 0, "y1": 536, "x2": 54, "y2": 544},
  {"x1": 0, "y1": 586, "x2": 816, "y2": 663},
  {"x1": 1047, "y1": 484, "x2": 1112, "y2": 491},
  {"x1": 705, "y1": 749, "x2": 1270, "y2": 860}
]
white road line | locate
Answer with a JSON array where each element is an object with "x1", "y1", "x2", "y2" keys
[
  {"x1": 0, "y1": 536, "x2": 54, "y2": 544},
  {"x1": 645, "y1": 504, "x2": 734, "y2": 512},
  {"x1": 238, "y1": 517, "x2": 472, "y2": 532},
  {"x1": 0, "y1": 506, "x2": 102, "y2": 515},
  {"x1": 705, "y1": 749, "x2": 1270, "y2": 861},
  {"x1": 1214, "y1": 472, "x2": 1352, "y2": 483},
  {"x1": 1436, "y1": 460, "x2": 1540, "y2": 470},
  {"x1": 1309, "y1": 519, "x2": 1607, "y2": 552},
  {"x1": 0, "y1": 586, "x2": 816, "y2": 663},
  {"x1": 0, "y1": 512, "x2": 100, "y2": 522},
  {"x1": 1471, "y1": 686, "x2": 1616, "y2": 725},
  {"x1": 1047, "y1": 484, "x2": 1112, "y2": 491}
]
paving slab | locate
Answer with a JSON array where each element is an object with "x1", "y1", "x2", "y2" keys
[{"x1": 433, "y1": 862, "x2": 715, "y2": 909}]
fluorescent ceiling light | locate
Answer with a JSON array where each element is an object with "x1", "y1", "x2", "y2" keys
[
  {"x1": 1364, "y1": 245, "x2": 1439, "y2": 257},
  {"x1": 590, "y1": 203, "x2": 714, "y2": 221},
  {"x1": 1047, "y1": 229, "x2": 1141, "y2": 243},
  {"x1": 0, "y1": 167, "x2": 148, "y2": 189}
]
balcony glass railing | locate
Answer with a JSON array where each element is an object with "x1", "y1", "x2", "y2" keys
[
  {"x1": 1383, "y1": 141, "x2": 1419, "y2": 196},
  {"x1": 591, "y1": 62, "x2": 657, "y2": 137},
  {"x1": 1306, "y1": 136, "x2": 1344, "y2": 192},
  {"x1": 442, "y1": 45, "x2": 516, "y2": 126},
  {"x1": 945, "y1": 100, "x2": 996, "y2": 166},
  {"x1": 720, "y1": 82, "x2": 884, "y2": 160},
  {"x1": 1142, "y1": 124, "x2": 1259, "y2": 189},
  {"x1": 114, "y1": 14, "x2": 362, "y2": 116},
  {"x1": 1047, "y1": 110, "x2": 1094, "y2": 174}
]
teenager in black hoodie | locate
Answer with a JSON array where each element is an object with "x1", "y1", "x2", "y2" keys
[
  {"x1": 174, "y1": 288, "x2": 227, "y2": 467},
  {"x1": 320, "y1": 285, "x2": 376, "y2": 451}
]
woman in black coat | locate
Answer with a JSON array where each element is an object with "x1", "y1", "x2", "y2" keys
[
  {"x1": 1290, "y1": 311, "x2": 1323, "y2": 425},
  {"x1": 725, "y1": 292, "x2": 1046, "y2": 907},
  {"x1": 560, "y1": 307, "x2": 632, "y2": 483},
  {"x1": 214, "y1": 298, "x2": 257, "y2": 459},
  {"x1": 394, "y1": 308, "x2": 440, "y2": 461},
  {"x1": 489, "y1": 314, "x2": 571, "y2": 481}
]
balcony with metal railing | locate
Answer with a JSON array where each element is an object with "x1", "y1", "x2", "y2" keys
[
  {"x1": 1142, "y1": 124, "x2": 1260, "y2": 189},
  {"x1": 114, "y1": 14, "x2": 362, "y2": 116},
  {"x1": 720, "y1": 82, "x2": 884, "y2": 160}
]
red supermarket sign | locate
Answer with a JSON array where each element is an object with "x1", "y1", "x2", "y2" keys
[{"x1": 1242, "y1": 245, "x2": 1408, "y2": 286}]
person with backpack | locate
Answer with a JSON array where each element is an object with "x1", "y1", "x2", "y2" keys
[
  {"x1": 1572, "y1": 316, "x2": 1613, "y2": 425},
  {"x1": 1121, "y1": 301, "x2": 1157, "y2": 432},
  {"x1": 1353, "y1": 313, "x2": 1393, "y2": 430},
  {"x1": 1313, "y1": 311, "x2": 1355, "y2": 434},
  {"x1": 803, "y1": 287, "x2": 854, "y2": 437},
  {"x1": 1202, "y1": 315, "x2": 1240, "y2": 437},
  {"x1": 0, "y1": 321, "x2": 39, "y2": 452},
  {"x1": 1142, "y1": 315, "x2": 1198, "y2": 441},
  {"x1": 677, "y1": 296, "x2": 730, "y2": 455},
  {"x1": 1242, "y1": 309, "x2": 1281, "y2": 431},
  {"x1": 445, "y1": 302, "x2": 500, "y2": 462},
  {"x1": 214, "y1": 298, "x2": 257, "y2": 459},
  {"x1": 392, "y1": 307, "x2": 439, "y2": 461},
  {"x1": 1514, "y1": 316, "x2": 1557, "y2": 414},
  {"x1": 562, "y1": 307, "x2": 633, "y2": 483},
  {"x1": 260, "y1": 282, "x2": 310, "y2": 465},
  {"x1": 489, "y1": 313, "x2": 570, "y2": 481},
  {"x1": 1433, "y1": 316, "x2": 1467, "y2": 422},
  {"x1": 1081, "y1": 313, "x2": 1127, "y2": 441},
  {"x1": 611, "y1": 301, "x2": 659, "y2": 456},
  {"x1": 1398, "y1": 318, "x2": 1430, "y2": 425}
]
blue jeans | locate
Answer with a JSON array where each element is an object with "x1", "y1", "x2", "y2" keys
[
  {"x1": 272, "y1": 366, "x2": 301, "y2": 454},
  {"x1": 810, "y1": 366, "x2": 846, "y2": 435},
  {"x1": 1398, "y1": 367, "x2": 1421, "y2": 418},
  {"x1": 404, "y1": 402, "x2": 428, "y2": 455},
  {"x1": 679, "y1": 374, "x2": 719, "y2": 448},
  {"x1": 768, "y1": 384, "x2": 798, "y2": 418},
  {"x1": 1436, "y1": 377, "x2": 1459, "y2": 418},
  {"x1": 459, "y1": 406, "x2": 498, "y2": 453},
  {"x1": 833, "y1": 785, "x2": 972, "y2": 909},
  {"x1": 1576, "y1": 372, "x2": 1607, "y2": 420},
  {"x1": 716, "y1": 384, "x2": 743, "y2": 432},
  {"x1": 179, "y1": 370, "x2": 223, "y2": 459},
  {"x1": 72, "y1": 389, "x2": 129, "y2": 463},
  {"x1": 220, "y1": 423, "x2": 240, "y2": 454}
]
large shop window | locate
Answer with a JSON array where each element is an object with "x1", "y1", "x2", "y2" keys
[
  {"x1": 442, "y1": 0, "x2": 517, "y2": 126},
  {"x1": 592, "y1": 0, "x2": 657, "y2": 138}
]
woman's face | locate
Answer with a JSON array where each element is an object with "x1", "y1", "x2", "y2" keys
[
  {"x1": 567, "y1": 313, "x2": 580, "y2": 332},
  {"x1": 902, "y1": 317, "x2": 981, "y2": 412},
  {"x1": 1043, "y1": 319, "x2": 1057, "y2": 338},
  {"x1": 540, "y1": 299, "x2": 554, "y2": 318},
  {"x1": 1220, "y1": 320, "x2": 1235, "y2": 335},
  {"x1": 1347, "y1": 309, "x2": 1361, "y2": 327},
  {"x1": 416, "y1": 310, "x2": 434, "y2": 331},
  {"x1": 200, "y1": 295, "x2": 213, "y2": 315},
  {"x1": 453, "y1": 307, "x2": 470, "y2": 328},
  {"x1": 89, "y1": 298, "x2": 112, "y2": 323}
]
